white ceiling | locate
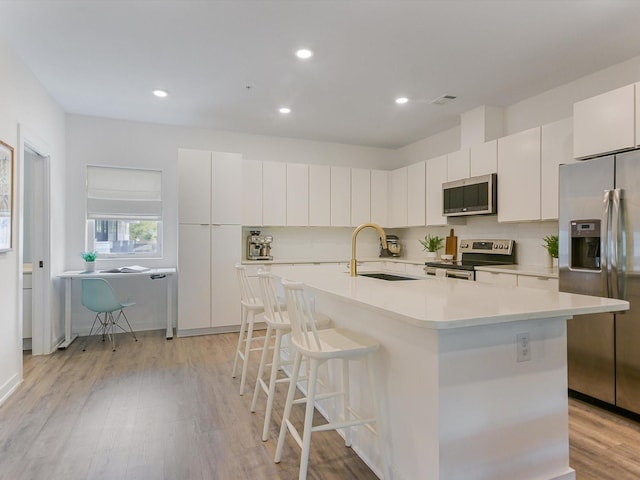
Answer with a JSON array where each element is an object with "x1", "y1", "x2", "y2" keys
[{"x1": 2, "y1": 1, "x2": 640, "y2": 149}]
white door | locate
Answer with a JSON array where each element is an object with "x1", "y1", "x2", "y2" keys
[
  {"x1": 19, "y1": 129, "x2": 51, "y2": 356},
  {"x1": 262, "y1": 161, "x2": 287, "y2": 226}
]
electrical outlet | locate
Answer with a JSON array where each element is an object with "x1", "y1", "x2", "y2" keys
[{"x1": 516, "y1": 333, "x2": 531, "y2": 362}]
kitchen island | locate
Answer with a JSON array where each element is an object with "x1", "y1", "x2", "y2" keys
[{"x1": 269, "y1": 265, "x2": 628, "y2": 480}]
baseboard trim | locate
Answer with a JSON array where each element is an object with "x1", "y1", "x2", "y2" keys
[{"x1": 0, "y1": 373, "x2": 22, "y2": 407}]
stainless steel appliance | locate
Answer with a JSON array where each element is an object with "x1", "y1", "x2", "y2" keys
[
  {"x1": 246, "y1": 230, "x2": 273, "y2": 260},
  {"x1": 443, "y1": 173, "x2": 497, "y2": 217},
  {"x1": 380, "y1": 234, "x2": 402, "y2": 257},
  {"x1": 559, "y1": 151, "x2": 640, "y2": 413},
  {"x1": 424, "y1": 239, "x2": 515, "y2": 281}
]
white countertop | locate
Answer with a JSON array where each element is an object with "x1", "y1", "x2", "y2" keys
[
  {"x1": 475, "y1": 264, "x2": 559, "y2": 278},
  {"x1": 241, "y1": 256, "x2": 427, "y2": 266},
  {"x1": 269, "y1": 265, "x2": 627, "y2": 330}
]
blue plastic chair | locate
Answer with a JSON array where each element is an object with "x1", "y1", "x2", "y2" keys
[{"x1": 81, "y1": 278, "x2": 137, "y2": 351}]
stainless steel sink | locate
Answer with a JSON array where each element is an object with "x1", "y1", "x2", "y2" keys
[{"x1": 358, "y1": 272, "x2": 419, "y2": 281}]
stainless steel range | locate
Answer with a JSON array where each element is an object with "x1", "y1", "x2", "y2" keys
[{"x1": 424, "y1": 239, "x2": 515, "y2": 281}]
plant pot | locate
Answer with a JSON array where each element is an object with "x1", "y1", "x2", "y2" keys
[
  {"x1": 425, "y1": 251, "x2": 438, "y2": 260},
  {"x1": 84, "y1": 261, "x2": 95, "y2": 272}
]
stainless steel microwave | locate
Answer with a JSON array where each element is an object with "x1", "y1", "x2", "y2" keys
[{"x1": 443, "y1": 173, "x2": 497, "y2": 216}]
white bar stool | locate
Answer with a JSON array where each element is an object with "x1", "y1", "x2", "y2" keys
[
  {"x1": 250, "y1": 270, "x2": 330, "y2": 441},
  {"x1": 274, "y1": 279, "x2": 389, "y2": 480},
  {"x1": 232, "y1": 264, "x2": 266, "y2": 395}
]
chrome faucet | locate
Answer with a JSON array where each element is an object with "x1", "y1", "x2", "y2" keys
[{"x1": 350, "y1": 223, "x2": 388, "y2": 277}]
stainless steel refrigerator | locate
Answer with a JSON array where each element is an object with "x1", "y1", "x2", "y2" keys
[{"x1": 559, "y1": 150, "x2": 640, "y2": 413}]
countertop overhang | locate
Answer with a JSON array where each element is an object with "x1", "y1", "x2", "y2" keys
[{"x1": 270, "y1": 265, "x2": 628, "y2": 330}]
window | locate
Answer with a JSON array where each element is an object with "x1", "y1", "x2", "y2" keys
[{"x1": 86, "y1": 166, "x2": 162, "y2": 258}]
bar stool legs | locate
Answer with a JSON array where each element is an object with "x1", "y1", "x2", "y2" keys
[
  {"x1": 274, "y1": 352, "x2": 387, "y2": 480},
  {"x1": 232, "y1": 304, "x2": 264, "y2": 395},
  {"x1": 231, "y1": 304, "x2": 248, "y2": 379}
]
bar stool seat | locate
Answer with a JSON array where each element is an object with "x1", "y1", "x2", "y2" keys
[
  {"x1": 250, "y1": 270, "x2": 331, "y2": 442},
  {"x1": 274, "y1": 278, "x2": 389, "y2": 480}
]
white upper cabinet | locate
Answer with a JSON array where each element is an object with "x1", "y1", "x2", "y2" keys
[
  {"x1": 286, "y1": 163, "x2": 309, "y2": 226},
  {"x1": 498, "y1": 126, "x2": 542, "y2": 223},
  {"x1": 330, "y1": 166, "x2": 351, "y2": 226},
  {"x1": 541, "y1": 118, "x2": 575, "y2": 220},
  {"x1": 407, "y1": 161, "x2": 426, "y2": 227},
  {"x1": 351, "y1": 168, "x2": 371, "y2": 226},
  {"x1": 211, "y1": 151, "x2": 242, "y2": 224},
  {"x1": 178, "y1": 149, "x2": 211, "y2": 225},
  {"x1": 447, "y1": 148, "x2": 470, "y2": 181},
  {"x1": 426, "y1": 155, "x2": 448, "y2": 226},
  {"x1": 309, "y1": 164, "x2": 331, "y2": 226},
  {"x1": 470, "y1": 140, "x2": 498, "y2": 176},
  {"x1": 370, "y1": 170, "x2": 389, "y2": 227},
  {"x1": 573, "y1": 83, "x2": 636, "y2": 159},
  {"x1": 242, "y1": 159, "x2": 262, "y2": 226},
  {"x1": 262, "y1": 161, "x2": 287, "y2": 226},
  {"x1": 389, "y1": 167, "x2": 408, "y2": 228}
]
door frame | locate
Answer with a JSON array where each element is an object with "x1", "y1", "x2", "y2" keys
[{"x1": 17, "y1": 124, "x2": 51, "y2": 356}]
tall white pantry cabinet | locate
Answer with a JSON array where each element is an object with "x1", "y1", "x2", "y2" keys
[{"x1": 178, "y1": 149, "x2": 242, "y2": 336}]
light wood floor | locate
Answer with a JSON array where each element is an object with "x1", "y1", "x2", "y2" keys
[{"x1": 1, "y1": 330, "x2": 639, "y2": 480}]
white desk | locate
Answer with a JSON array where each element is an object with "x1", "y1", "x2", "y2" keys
[{"x1": 57, "y1": 268, "x2": 177, "y2": 349}]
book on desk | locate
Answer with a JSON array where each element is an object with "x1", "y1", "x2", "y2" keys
[{"x1": 101, "y1": 265, "x2": 150, "y2": 273}]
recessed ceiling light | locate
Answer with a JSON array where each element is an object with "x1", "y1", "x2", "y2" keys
[
  {"x1": 296, "y1": 48, "x2": 313, "y2": 59},
  {"x1": 152, "y1": 89, "x2": 168, "y2": 98},
  {"x1": 279, "y1": 107, "x2": 291, "y2": 114},
  {"x1": 395, "y1": 97, "x2": 409, "y2": 104}
]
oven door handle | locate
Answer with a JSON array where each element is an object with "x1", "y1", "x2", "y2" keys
[{"x1": 446, "y1": 269, "x2": 474, "y2": 280}]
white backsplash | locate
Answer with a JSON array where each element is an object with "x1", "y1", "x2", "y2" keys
[
  {"x1": 242, "y1": 226, "x2": 381, "y2": 261},
  {"x1": 399, "y1": 216, "x2": 559, "y2": 266},
  {"x1": 243, "y1": 217, "x2": 558, "y2": 267}
]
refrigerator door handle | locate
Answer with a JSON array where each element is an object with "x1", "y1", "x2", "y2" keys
[
  {"x1": 602, "y1": 189, "x2": 612, "y2": 298},
  {"x1": 612, "y1": 188, "x2": 626, "y2": 300}
]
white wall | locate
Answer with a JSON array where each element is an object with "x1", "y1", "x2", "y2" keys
[
  {"x1": 504, "y1": 54, "x2": 640, "y2": 135},
  {"x1": 65, "y1": 115, "x2": 395, "y2": 331},
  {"x1": 395, "y1": 125, "x2": 460, "y2": 168},
  {"x1": 0, "y1": 36, "x2": 66, "y2": 403}
]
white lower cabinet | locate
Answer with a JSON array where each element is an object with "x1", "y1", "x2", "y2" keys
[
  {"x1": 178, "y1": 224, "x2": 241, "y2": 334},
  {"x1": 178, "y1": 224, "x2": 211, "y2": 331},
  {"x1": 517, "y1": 275, "x2": 559, "y2": 292},
  {"x1": 404, "y1": 263, "x2": 427, "y2": 277},
  {"x1": 476, "y1": 270, "x2": 558, "y2": 292},
  {"x1": 476, "y1": 271, "x2": 518, "y2": 287}
]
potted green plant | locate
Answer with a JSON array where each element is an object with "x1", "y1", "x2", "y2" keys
[
  {"x1": 81, "y1": 251, "x2": 97, "y2": 272},
  {"x1": 542, "y1": 235, "x2": 559, "y2": 268},
  {"x1": 419, "y1": 234, "x2": 444, "y2": 260}
]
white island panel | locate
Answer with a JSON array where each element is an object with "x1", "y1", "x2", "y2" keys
[{"x1": 269, "y1": 265, "x2": 627, "y2": 480}]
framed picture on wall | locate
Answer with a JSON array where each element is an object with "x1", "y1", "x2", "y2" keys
[{"x1": 0, "y1": 140, "x2": 14, "y2": 252}]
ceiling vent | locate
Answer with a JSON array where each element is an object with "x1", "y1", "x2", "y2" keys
[{"x1": 429, "y1": 94, "x2": 457, "y2": 105}]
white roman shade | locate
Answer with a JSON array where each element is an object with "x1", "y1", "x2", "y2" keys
[{"x1": 86, "y1": 166, "x2": 162, "y2": 219}]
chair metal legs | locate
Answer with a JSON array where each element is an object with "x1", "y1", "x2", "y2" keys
[{"x1": 82, "y1": 309, "x2": 137, "y2": 352}]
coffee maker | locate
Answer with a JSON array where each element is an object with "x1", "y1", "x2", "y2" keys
[
  {"x1": 380, "y1": 234, "x2": 402, "y2": 257},
  {"x1": 246, "y1": 231, "x2": 273, "y2": 260}
]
